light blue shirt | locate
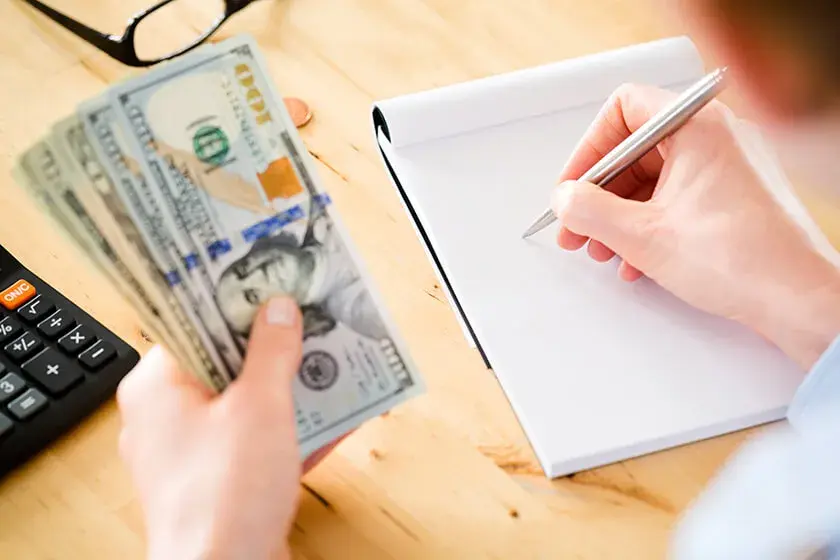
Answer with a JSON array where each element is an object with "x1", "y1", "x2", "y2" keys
[{"x1": 671, "y1": 334, "x2": 840, "y2": 559}]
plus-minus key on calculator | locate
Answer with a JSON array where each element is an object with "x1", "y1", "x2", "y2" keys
[{"x1": 0, "y1": 244, "x2": 139, "y2": 478}]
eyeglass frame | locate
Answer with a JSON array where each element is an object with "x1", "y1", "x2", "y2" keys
[{"x1": 20, "y1": 0, "x2": 260, "y2": 67}]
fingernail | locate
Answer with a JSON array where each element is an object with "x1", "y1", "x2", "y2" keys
[
  {"x1": 266, "y1": 297, "x2": 298, "y2": 327},
  {"x1": 551, "y1": 182, "x2": 574, "y2": 218}
]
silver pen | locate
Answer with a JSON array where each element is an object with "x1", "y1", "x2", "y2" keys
[{"x1": 521, "y1": 66, "x2": 730, "y2": 239}]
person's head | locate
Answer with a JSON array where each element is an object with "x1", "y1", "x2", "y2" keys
[
  {"x1": 676, "y1": 0, "x2": 840, "y2": 122},
  {"x1": 216, "y1": 234, "x2": 317, "y2": 336}
]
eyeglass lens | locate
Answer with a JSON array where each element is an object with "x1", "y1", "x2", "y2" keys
[{"x1": 133, "y1": 0, "x2": 226, "y2": 62}]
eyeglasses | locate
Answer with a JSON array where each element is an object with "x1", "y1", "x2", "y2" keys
[{"x1": 21, "y1": 0, "x2": 261, "y2": 67}]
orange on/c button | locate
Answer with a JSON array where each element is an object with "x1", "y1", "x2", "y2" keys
[{"x1": 0, "y1": 280, "x2": 37, "y2": 310}]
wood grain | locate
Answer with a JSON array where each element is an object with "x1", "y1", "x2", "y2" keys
[{"x1": 0, "y1": 1, "x2": 838, "y2": 558}]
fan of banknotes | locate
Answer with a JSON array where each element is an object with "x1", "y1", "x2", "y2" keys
[{"x1": 11, "y1": 34, "x2": 424, "y2": 457}]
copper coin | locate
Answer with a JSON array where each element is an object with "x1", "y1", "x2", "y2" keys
[{"x1": 284, "y1": 97, "x2": 312, "y2": 128}]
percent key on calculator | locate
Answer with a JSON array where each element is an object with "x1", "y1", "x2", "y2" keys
[{"x1": 0, "y1": 318, "x2": 21, "y2": 342}]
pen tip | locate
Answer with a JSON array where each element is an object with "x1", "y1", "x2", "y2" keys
[{"x1": 521, "y1": 209, "x2": 556, "y2": 239}]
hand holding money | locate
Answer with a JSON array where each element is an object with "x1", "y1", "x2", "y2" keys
[
  {"x1": 13, "y1": 34, "x2": 424, "y2": 459},
  {"x1": 117, "y1": 296, "x2": 342, "y2": 560}
]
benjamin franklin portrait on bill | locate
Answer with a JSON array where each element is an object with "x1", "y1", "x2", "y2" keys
[{"x1": 214, "y1": 205, "x2": 389, "y2": 342}]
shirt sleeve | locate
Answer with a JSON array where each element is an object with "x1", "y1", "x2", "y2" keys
[
  {"x1": 786, "y1": 334, "x2": 840, "y2": 431},
  {"x1": 669, "y1": 334, "x2": 840, "y2": 560}
]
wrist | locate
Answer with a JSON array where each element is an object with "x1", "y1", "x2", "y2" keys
[
  {"x1": 146, "y1": 518, "x2": 292, "y2": 560},
  {"x1": 146, "y1": 532, "x2": 213, "y2": 560},
  {"x1": 749, "y1": 254, "x2": 840, "y2": 371}
]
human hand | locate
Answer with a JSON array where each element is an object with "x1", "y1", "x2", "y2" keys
[
  {"x1": 551, "y1": 84, "x2": 840, "y2": 370},
  {"x1": 117, "y1": 296, "x2": 345, "y2": 560}
]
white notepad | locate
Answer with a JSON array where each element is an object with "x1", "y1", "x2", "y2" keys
[{"x1": 371, "y1": 36, "x2": 811, "y2": 478}]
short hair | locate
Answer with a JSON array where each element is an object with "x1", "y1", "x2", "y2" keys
[{"x1": 712, "y1": 0, "x2": 840, "y2": 99}]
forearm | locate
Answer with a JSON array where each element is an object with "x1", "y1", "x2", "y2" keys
[{"x1": 747, "y1": 251, "x2": 840, "y2": 371}]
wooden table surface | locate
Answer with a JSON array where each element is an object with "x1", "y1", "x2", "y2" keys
[{"x1": 1, "y1": 1, "x2": 839, "y2": 558}]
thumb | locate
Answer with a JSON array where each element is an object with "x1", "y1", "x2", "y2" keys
[
  {"x1": 234, "y1": 296, "x2": 304, "y2": 393},
  {"x1": 552, "y1": 180, "x2": 658, "y2": 262}
]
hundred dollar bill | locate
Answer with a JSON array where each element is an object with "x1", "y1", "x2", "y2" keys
[
  {"x1": 93, "y1": 92, "x2": 246, "y2": 380},
  {"x1": 12, "y1": 158, "x2": 94, "y2": 279},
  {"x1": 76, "y1": 97, "x2": 234, "y2": 391},
  {"x1": 49, "y1": 115, "x2": 222, "y2": 390},
  {"x1": 18, "y1": 139, "x2": 118, "y2": 271},
  {"x1": 15, "y1": 138, "x2": 180, "y2": 360},
  {"x1": 108, "y1": 34, "x2": 425, "y2": 455},
  {"x1": 14, "y1": 154, "x2": 78, "y2": 243}
]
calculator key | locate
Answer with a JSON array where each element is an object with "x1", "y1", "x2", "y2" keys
[
  {"x1": 17, "y1": 296, "x2": 55, "y2": 325},
  {"x1": 0, "y1": 317, "x2": 22, "y2": 343},
  {"x1": 79, "y1": 341, "x2": 116, "y2": 371},
  {"x1": 7, "y1": 388, "x2": 47, "y2": 420},
  {"x1": 23, "y1": 348, "x2": 82, "y2": 396},
  {"x1": 0, "y1": 413, "x2": 12, "y2": 439},
  {"x1": 37, "y1": 309, "x2": 75, "y2": 340},
  {"x1": 4, "y1": 331, "x2": 42, "y2": 363},
  {"x1": 0, "y1": 279, "x2": 36, "y2": 311},
  {"x1": 0, "y1": 372, "x2": 26, "y2": 404},
  {"x1": 58, "y1": 325, "x2": 95, "y2": 354}
]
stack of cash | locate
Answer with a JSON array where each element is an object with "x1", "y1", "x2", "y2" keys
[{"x1": 11, "y1": 34, "x2": 424, "y2": 457}]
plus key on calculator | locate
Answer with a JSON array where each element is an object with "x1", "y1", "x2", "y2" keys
[{"x1": 0, "y1": 245, "x2": 140, "y2": 478}]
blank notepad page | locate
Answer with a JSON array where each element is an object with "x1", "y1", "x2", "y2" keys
[{"x1": 373, "y1": 37, "x2": 807, "y2": 477}]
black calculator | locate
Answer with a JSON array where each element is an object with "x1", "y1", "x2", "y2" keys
[{"x1": 0, "y1": 245, "x2": 139, "y2": 478}]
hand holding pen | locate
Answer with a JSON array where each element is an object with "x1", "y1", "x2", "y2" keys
[
  {"x1": 530, "y1": 78, "x2": 840, "y2": 372},
  {"x1": 522, "y1": 67, "x2": 729, "y2": 238}
]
